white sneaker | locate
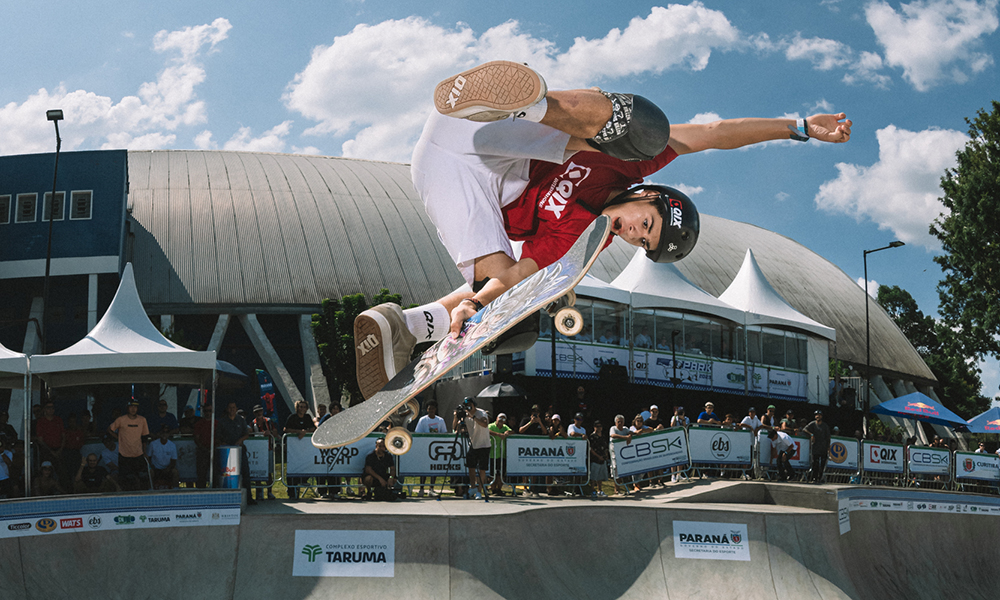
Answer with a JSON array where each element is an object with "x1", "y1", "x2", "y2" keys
[
  {"x1": 355, "y1": 303, "x2": 418, "y2": 400},
  {"x1": 434, "y1": 61, "x2": 547, "y2": 122},
  {"x1": 473, "y1": 490, "x2": 483, "y2": 500}
]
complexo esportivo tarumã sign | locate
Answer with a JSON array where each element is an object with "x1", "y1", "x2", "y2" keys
[
  {"x1": 673, "y1": 521, "x2": 750, "y2": 561},
  {"x1": 294, "y1": 530, "x2": 395, "y2": 577},
  {"x1": 505, "y1": 436, "x2": 588, "y2": 476}
]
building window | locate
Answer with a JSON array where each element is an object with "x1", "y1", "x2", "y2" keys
[
  {"x1": 0, "y1": 195, "x2": 9, "y2": 224},
  {"x1": 70, "y1": 190, "x2": 93, "y2": 220},
  {"x1": 15, "y1": 193, "x2": 37, "y2": 223},
  {"x1": 42, "y1": 191, "x2": 65, "y2": 222}
]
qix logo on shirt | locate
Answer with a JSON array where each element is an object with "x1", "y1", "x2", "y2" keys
[{"x1": 539, "y1": 162, "x2": 592, "y2": 219}]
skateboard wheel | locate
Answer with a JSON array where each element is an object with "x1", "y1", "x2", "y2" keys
[
  {"x1": 565, "y1": 289, "x2": 576, "y2": 307},
  {"x1": 554, "y1": 307, "x2": 583, "y2": 336},
  {"x1": 385, "y1": 427, "x2": 412, "y2": 456},
  {"x1": 402, "y1": 399, "x2": 420, "y2": 424}
]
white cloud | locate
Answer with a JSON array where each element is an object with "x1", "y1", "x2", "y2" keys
[
  {"x1": 857, "y1": 277, "x2": 880, "y2": 298},
  {"x1": 688, "y1": 112, "x2": 722, "y2": 124},
  {"x1": 866, "y1": 0, "x2": 999, "y2": 91},
  {"x1": 814, "y1": 125, "x2": 968, "y2": 249},
  {"x1": 672, "y1": 183, "x2": 705, "y2": 197},
  {"x1": 284, "y1": 5, "x2": 743, "y2": 161},
  {"x1": 0, "y1": 18, "x2": 231, "y2": 156},
  {"x1": 223, "y1": 121, "x2": 294, "y2": 152},
  {"x1": 783, "y1": 34, "x2": 891, "y2": 88}
]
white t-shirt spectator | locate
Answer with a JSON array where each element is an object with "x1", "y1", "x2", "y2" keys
[
  {"x1": 771, "y1": 431, "x2": 794, "y2": 454},
  {"x1": 567, "y1": 423, "x2": 586, "y2": 437},
  {"x1": 464, "y1": 409, "x2": 491, "y2": 450},
  {"x1": 146, "y1": 439, "x2": 178, "y2": 470},
  {"x1": 670, "y1": 415, "x2": 689, "y2": 428},
  {"x1": 741, "y1": 415, "x2": 762, "y2": 433},
  {"x1": 415, "y1": 415, "x2": 447, "y2": 434}
]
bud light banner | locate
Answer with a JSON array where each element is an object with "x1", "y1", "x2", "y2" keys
[
  {"x1": 862, "y1": 441, "x2": 905, "y2": 474},
  {"x1": 611, "y1": 427, "x2": 689, "y2": 478},
  {"x1": 757, "y1": 432, "x2": 811, "y2": 469},
  {"x1": 688, "y1": 427, "x2": 752, "y2": 465},
  {"x1": 285, "y1": 434, "x2": 380, "y2": 477},
  {"x1": 827, "y1": 437, "x2": 860, "y2": 472},
  {"x1": 907, "y1": 446, "x2": 951, "y2": 476},
  {"x1": 955, "y1": 452, "x2": 1000, "y2": 482},
  {"x1": 397, "y1": 434, "x2": 471, "y2": 477},
  {"x1": 293, "y1": 530, "x2": 394, "y2": 578},
  {"x1": 505, "y1": 436, "x2": 588, "y2": 476}
]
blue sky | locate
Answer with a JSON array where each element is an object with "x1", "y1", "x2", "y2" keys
[{"x1": 1, "y1": 0, "x2": 998, "y2": 402}]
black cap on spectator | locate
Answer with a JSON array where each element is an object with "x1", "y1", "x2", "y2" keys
[
  {"x1": 575, "y1": 412, "x2": 584, "y2": 420},
  {"x1": 252, "y1": 405, "x2": 263, "y2": 412}
]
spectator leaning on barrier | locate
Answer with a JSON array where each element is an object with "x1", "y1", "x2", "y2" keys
[
  {"x1": 74, "y1": 452, "x2": 118, "y2": 494},
  {"x1": 645, "y1": 405, "x2": 665, "y2": 430},
  {"x1": 548, "y1": 414, "x2": 566, "y2": 438},
  {"x1": 566, "y1": 413, "x2": 589, "y2": 496},
  {"x1": 219, "y1": 401, "x2": 254, "y2": 504},
  {"x1": 519, "y1": 405, "x2": 548, "y2": 498},
  {"x1": 588, "y1": 420, "x2": 609, "y2": 496},
  {"x1": 670, "y1": 406, "x2": 689, "y2": 428},
  {"x1": 362, "y1": 437, "x2": 398, "y2": 500},
  {"x1": 454, "y1": 397, "x2": 491, "y2": 500},
  {"x1": 489, "y1": 413, "x2": 513, "y2": 496},
  {"x1": 608, "y1": 415, "x2": 632, "y2": 496},
  {"x1": 975, "y1": 441, "x2": 987, "y2": 454},
  {"x1": 284, "y1": 400, "x2": 317, "y2": 500},
  {"x1": 629, "y1": 415, "x2": 654, "y2": 492},
  {"x1": 147, "y1": 424, "x2": 180, "y2": 489},
  {"x1": 803, "y1": 411, "x2": 831, "y2": 483},
  {"x1": 697, "y1": 402, "x2": 720, "y2": 426},
  {"x1": 108, "y1": 399, "x2": 150, "y2": 491},
  {"x1": 760, "y1": 405, "x2": 779, "y2": 431},
  {"x1": 414, "y1": 400, "x2": 447, "y2": 497},
  {"x1": 768, "y1": 429, "x2": 795, "y2": 482},
  {"x1": 780, "y1": 409, "x2": 796, "y2": 432},
  {"x1": 740, "y1": 407, "x2": 762, "y2": 435}
]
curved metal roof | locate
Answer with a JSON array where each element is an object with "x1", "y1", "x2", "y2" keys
[{"x1": 127, "y1": 150, "x2": 934, "y2": 384}]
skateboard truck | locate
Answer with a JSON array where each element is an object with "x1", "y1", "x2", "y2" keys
[
  {"x1": 384, "y1": 398, "x2": 419, "y2": 456},
  {"x1": 546, "y1": 290, "x2": 583, "y2": 337}
]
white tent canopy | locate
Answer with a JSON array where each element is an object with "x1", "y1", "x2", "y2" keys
[
  {"x1": 611, "y1": 249, "x2": 745, "y2": 324},
  {"x1": 29, "y1": 263, "x2": 216, "y2": 388},
  {"x1": 575, "y1": 273, "x2": 632, "y2": 305},
  {"x1": 719, "y1": 249, "x2": 836, "y2": 341},
  {"x1": 0, "y1": 342, "x2": 27, "y2": 389}
]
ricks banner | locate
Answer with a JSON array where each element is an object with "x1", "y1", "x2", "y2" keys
[
  {"x1": 505, "y1": 436, "x2": 588, "y2": 476},
  {"x1": 285, "y1": 434, "x2": 380, "y2": 477},
  {"x1": 397, "y1": 434, "x2": 471, "y2": 477},
  {"x1": 955, "y1": 452, "x2": 1000, "y2": 482},
  {"x1": 611, "y1": 427, "x2": 689, "y2": 478},
  {"x1": 827, "y1": 437, "x2": 860, "y2": 472},
  {"x1": 688, "y1": 427, "x2": 753, "y2": 465}
]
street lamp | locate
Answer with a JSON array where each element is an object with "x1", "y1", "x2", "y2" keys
[
  {"x1": 863, "y1": 240, "x2": 904, "y2": 430},
  {"x1": 41, "y1": 109, "x2": 63, "y2": 355}
]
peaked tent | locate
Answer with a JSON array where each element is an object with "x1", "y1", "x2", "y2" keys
[
  {"x1": 0, "y1": 341, "x2": 27, "y2": 389},
  {"x1": 29, "y1": 263, "x2": 216, "y2": 388},
  {"x1": 719, "y1": 249, "x2": 836, "y2": 341},
  {"x1": 870, "y1": 391, "x2": 967, "y2": 428},
  {"x1": 575, "y1": 274, "x2": 631, "y2": 305},
  {"x1": 611, "y1": 249, "x2": 744, "y2": 324},
  {"x1": 965, "y1": 406, "x2": 1000, "y2": 434}
]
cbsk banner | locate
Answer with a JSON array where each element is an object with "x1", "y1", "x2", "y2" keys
[
  {"x1": 907, "y1": 446, "x2": 951, "y2": 476},
  {"x1": 610, "y1": 427, "x2": 689, "y2": 478}
]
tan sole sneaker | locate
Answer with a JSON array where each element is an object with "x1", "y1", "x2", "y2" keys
[
  {"x1": 434, "y1": 60, "x2": 547, "y2": 122},
  {"x1": 354, "y1": 303, "x2": 417, "y2": 400}
]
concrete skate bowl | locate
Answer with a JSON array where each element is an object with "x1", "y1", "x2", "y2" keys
[{"x1": 4, "y1": 484, "x2": 1000, "y2": 599}]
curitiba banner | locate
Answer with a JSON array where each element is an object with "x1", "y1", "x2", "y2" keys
[
  {"x1": 611, "y1": 427, "x2": 690, "y2": 478},
  {"x1": 955, "y1": 451, "x2": 1000, "y2": 482}
]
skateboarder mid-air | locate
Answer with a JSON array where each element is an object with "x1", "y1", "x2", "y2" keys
[{"x1": 354, "y1": 61, "x2": 852, "y2": 400}]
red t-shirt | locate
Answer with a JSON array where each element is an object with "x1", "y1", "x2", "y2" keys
[
  {"x1": 502, "y1": 146, "x2": 679, "y2": 268},
  {"x1": 36, "y1": 416, "x2": 64, "y2": 449}
]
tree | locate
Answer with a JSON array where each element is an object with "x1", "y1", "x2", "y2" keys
[
  {"x1": 311, "y1": 289, "x2": 403, "y2": 407},
  {"x1": 931, "y1": 100, "x2": 1000, "y2": 361},
  {"x1": 877, "y1": 284, "x2": 987, "y2": 416}
]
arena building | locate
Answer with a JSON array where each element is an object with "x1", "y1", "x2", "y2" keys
[{"x1": 0, "y1": 149, "x2": 944, "y2": 443}]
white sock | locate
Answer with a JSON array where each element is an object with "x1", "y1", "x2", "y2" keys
[
  {"x1": 404, "y1": 302, "x2": 450, "y2": 343},
  {"x1": 518, "y1": 97, "x2": 547, "y2": 122}
]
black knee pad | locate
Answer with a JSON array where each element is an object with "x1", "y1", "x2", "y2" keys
[{"x1": 587, "y1": 93, "x2": 670, "y2": 161}]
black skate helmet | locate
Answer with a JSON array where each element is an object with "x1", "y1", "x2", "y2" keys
[{"x1": 606, "y1": 184, "x2": 700, "y2": 263}]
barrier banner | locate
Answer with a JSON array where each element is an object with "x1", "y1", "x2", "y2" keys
[
  {"x1": 0, "y1": 508, "x2": 240, "y2": 540},
  {"x1": 907, "y1": 446, "x2": 951, "y2": 476},
  {"x1": 293, "y1": 530, "x2": 395, "y2": 578},
  {"x1": 611, "y1": 427, "x2": 689, "y2": 478},
  {"x1": 246, "y1": 438, "x2": 272, "y2": 480},
  {"x1": 505, "y1": 436, "x2": 588, "y2": 476},
  {"x1": 688, "y1": 427, "x2": 752, "y2": 465},
  {"x1": 827, "y1": 437, "x2": 860, "y2": 472},
  {"x1": 955, "y1": 452, "x2": 1000, "y2": 482},
  {"x1": 286, "y1": 434, "x2": 380, "y2": 477},
  {"x1": 397, "y1": 434, "x2": 470, "y2": 477},
  {"x1": 651, "y1": 354, "x2": 712, "y2": 388},
  {"x1": 757, "y1": 432, "x2": 811, "y2": 469},
  {"x1": 862, "y1": 441, "x2": 905, "y2": 474}
]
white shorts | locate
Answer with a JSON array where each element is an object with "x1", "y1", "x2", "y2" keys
[{"x1": 411, "y1": 111, "x2": 572, "y2": 285}]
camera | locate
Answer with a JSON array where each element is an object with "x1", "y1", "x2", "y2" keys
[{"x1": 455, "y1": 407, "x2": 466, "y2": 420}]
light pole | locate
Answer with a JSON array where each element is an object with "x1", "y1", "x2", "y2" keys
[
  {"x1": 863, "y1": 241, "x2": 904, "y2": 431},
  {"x1": 41, "y1": 109, "x2": 64, "y2": 357}
]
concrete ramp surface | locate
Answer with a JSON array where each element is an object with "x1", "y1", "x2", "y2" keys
[{"x1": 2, "y1": 483, "x2": 998, "y2": 599}]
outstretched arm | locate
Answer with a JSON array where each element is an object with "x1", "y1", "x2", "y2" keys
[{"x1": 668, "y1": 114, "x2": 852, "y2": 155}]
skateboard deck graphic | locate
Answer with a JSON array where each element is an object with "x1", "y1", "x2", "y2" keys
[{"x1": 312, "y1": 215, "x2": 611, "y2": 452}]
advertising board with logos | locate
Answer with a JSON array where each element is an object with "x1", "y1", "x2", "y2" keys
[
  {"x1": 756, "y1": 432, "x2": 811, "y2": 470},
  {"x1": 907, "y1": 446, "x2": 951, "y2": 476},
  {"x1": 285, "y1": 434, "x2": 379, "y2": 477},
  {"x1": 0, "y1": 508, "x2": 240, "y2": 540},
  {"x1": 611, "y1": 427, "x2": 689, "y2": 478},
  {"x1": 826, "y1": 437, "x2": 860, "y2": 472},
  {"x1": 504, "y1": 436, "x2": 588, "y2": 477},
  {"x1": 396, "y1": 434, "x2": 471, "y2": 477},
  {"x1": 861, "y1": 441, "x2": 905, "y2": 474},
  {"x1": 688, "y1": 427, "x2": 753, "y2": 466},
  {"x1": 954, "y1": 452, "x2": 1000, "y2": 482}
]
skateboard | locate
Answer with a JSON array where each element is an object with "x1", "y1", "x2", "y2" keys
[{"x1": 312, "y1": 215, "x2": 611, "y2": 455}]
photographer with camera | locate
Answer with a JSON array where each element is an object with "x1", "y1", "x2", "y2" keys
[{"x1": 453, "y1": 397, "x2": 492, "y2": 500}]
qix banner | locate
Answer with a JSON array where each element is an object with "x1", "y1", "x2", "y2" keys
[{"x1": 861, "y1": 441, "x2": 905, "y2": 474}]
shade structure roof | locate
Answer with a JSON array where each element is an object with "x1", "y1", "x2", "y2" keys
[
  {"x1": 965, "y1": 406, "x2": 1000, "y2": 434},
  {"x1": 0, "y1": 342, "x2": 27, "y2": 389},
  {"x1": 29, "y1": 263, "x2": 216, "y2": 388},
  {"x1": 719, "y1": 249, "x2": 836, "y2": 341},
  {"x1": 870, "y1": 391, "x2": 967, "y2": 428},
  {"x1": 610, "y1": 248, "x2": 745, "y2": 324},
  {"x1": 575, "y1": 273, "x2": 631, "y2": 305}
]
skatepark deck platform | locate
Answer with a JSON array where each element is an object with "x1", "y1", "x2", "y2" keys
[{"x1": 2, "y1": 480, "x2": 997, "y2": 599}]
